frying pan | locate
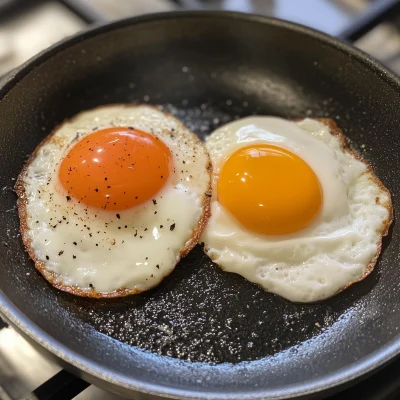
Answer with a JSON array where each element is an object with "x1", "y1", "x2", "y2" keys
[{"x1": 0, "y1": 11, "x2": 399, "y2": 400}]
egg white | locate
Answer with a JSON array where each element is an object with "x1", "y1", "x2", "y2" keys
[
  {"x1": 19, "y1": 105, "x2": 210, "y2": 296},
  {"x1": 201, "y1": 117, "x2": 392, "y2": 303}
]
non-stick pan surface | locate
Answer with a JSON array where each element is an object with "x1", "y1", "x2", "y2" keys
[{"x1": 0, "y1": 11, "x2": 399, "y2": 400}]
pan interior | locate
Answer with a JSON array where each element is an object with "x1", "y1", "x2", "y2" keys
[{"x1": 0, "y1": 13, "x2": 399, "y2": 396}]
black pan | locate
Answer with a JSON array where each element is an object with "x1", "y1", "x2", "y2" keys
[{"x1": 0, "y1": 11, "x2": 399, "y2": 400}]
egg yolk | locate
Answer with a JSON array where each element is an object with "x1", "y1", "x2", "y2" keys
[
  {"x1": 217, "y1": 144, "x2": 322, "y2": 235},
  {"x1": 59, "y1": 127, "x2": 172, "y2": 210}
]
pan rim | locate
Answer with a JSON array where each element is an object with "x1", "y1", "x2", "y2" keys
[{"x1": 0, "y1": 10, "x2": 399, "y2": 400}]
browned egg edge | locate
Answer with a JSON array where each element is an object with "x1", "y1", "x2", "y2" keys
[
  {"x1": 15, "y1": 104, "x2": 212, "y2": 299},
  {"x1": 203, "y1": 117, "x2": 394, "y2": 303},
  {"x1": 315, "y1": 118, "x2": 393, "y2": 298}
]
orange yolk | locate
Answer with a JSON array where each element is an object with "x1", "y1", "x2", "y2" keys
[
  {"x1": 59, "y1": 127, "x2": 172, "y2": 210},
  {"x1": 217, "y1": 144, "x2": 322, "y2": 235}
]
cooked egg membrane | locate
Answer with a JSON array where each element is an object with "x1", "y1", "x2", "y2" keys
[
  {"x1": 20, "y1": 105, "x2": 210, "y2": 295},
  {"x1": 201, "y1": 117, "x2": 392, "y2": 302}
]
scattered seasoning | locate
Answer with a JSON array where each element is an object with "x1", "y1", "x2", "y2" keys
[
  {"x1": 134, "y1": 230, "x2": 138, "y2": 237},
  {"x1": 66, "y1": 196, "x2": 71, "y2": 201},
  {"x1": 145, "y1": 257, "x2": 148, "y2": 260},
  {"x1": 144, "y1": 228, "x2": 148, "y2": 231},
  {"x1": 154, "y1": 211, "x2": 157, "y2": 215},
  {"x1": 89, "y1": 283, "x2": 94, "y2": 288},
  {"x1": 152, "y1": 199, "x2": 157, "y2": 205},
  {"x1": 205, "y1": 193, "x2": 212, "y2": 197},
  {"x1": 116, "y1": 214, "x2": 121, "y2": 219},
  {"x1": 94, "y1": 188, "x2": 99, "y2": 192},
  {"x1": 58, "y1": 251, "x2": 64, "y2": 256},
  {"x1": 170, "y1": 223, "x2": 176, "y2": 231},
  {"x1": 45, "y1": 255, "x2": 49, "y2": 260},
  {"x1": 73, "y1": 255, "x2": 76, "y2": 259},
  {"x1": 73, "y1": 241, "x2": 77, "y2": 246},
  {"x1": 160, "y1": 225, "x2": 163, "y2": 229},
  {"x1": 156, "y1": 265, "x2": 160, "y2": 269},
  {"x1": 104, "y1": 177, "x2": 108, "y2": 181}
]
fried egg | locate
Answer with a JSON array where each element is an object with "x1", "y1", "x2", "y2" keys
[
  {"x1": 200, "y1": 117, "x2": 392, "y2": 303},
  {"x1": 16, "y1": 105, "x2": 211, "y2": 298}
]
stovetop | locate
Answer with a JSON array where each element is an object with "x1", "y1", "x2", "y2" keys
[{"x1": 1, "y1": 1, "x2": 400, "y2": 399}]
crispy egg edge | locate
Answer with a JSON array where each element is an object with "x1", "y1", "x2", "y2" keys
[
  {"x1": 202, "y1": 117, "x2": 393, "y2": 303},
  {"x1": 15, "y1": 104, "x2": 212, "y2": 298},
  {"x1": 314, "y1": 118, "x2": 393, "y2": 298}
]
